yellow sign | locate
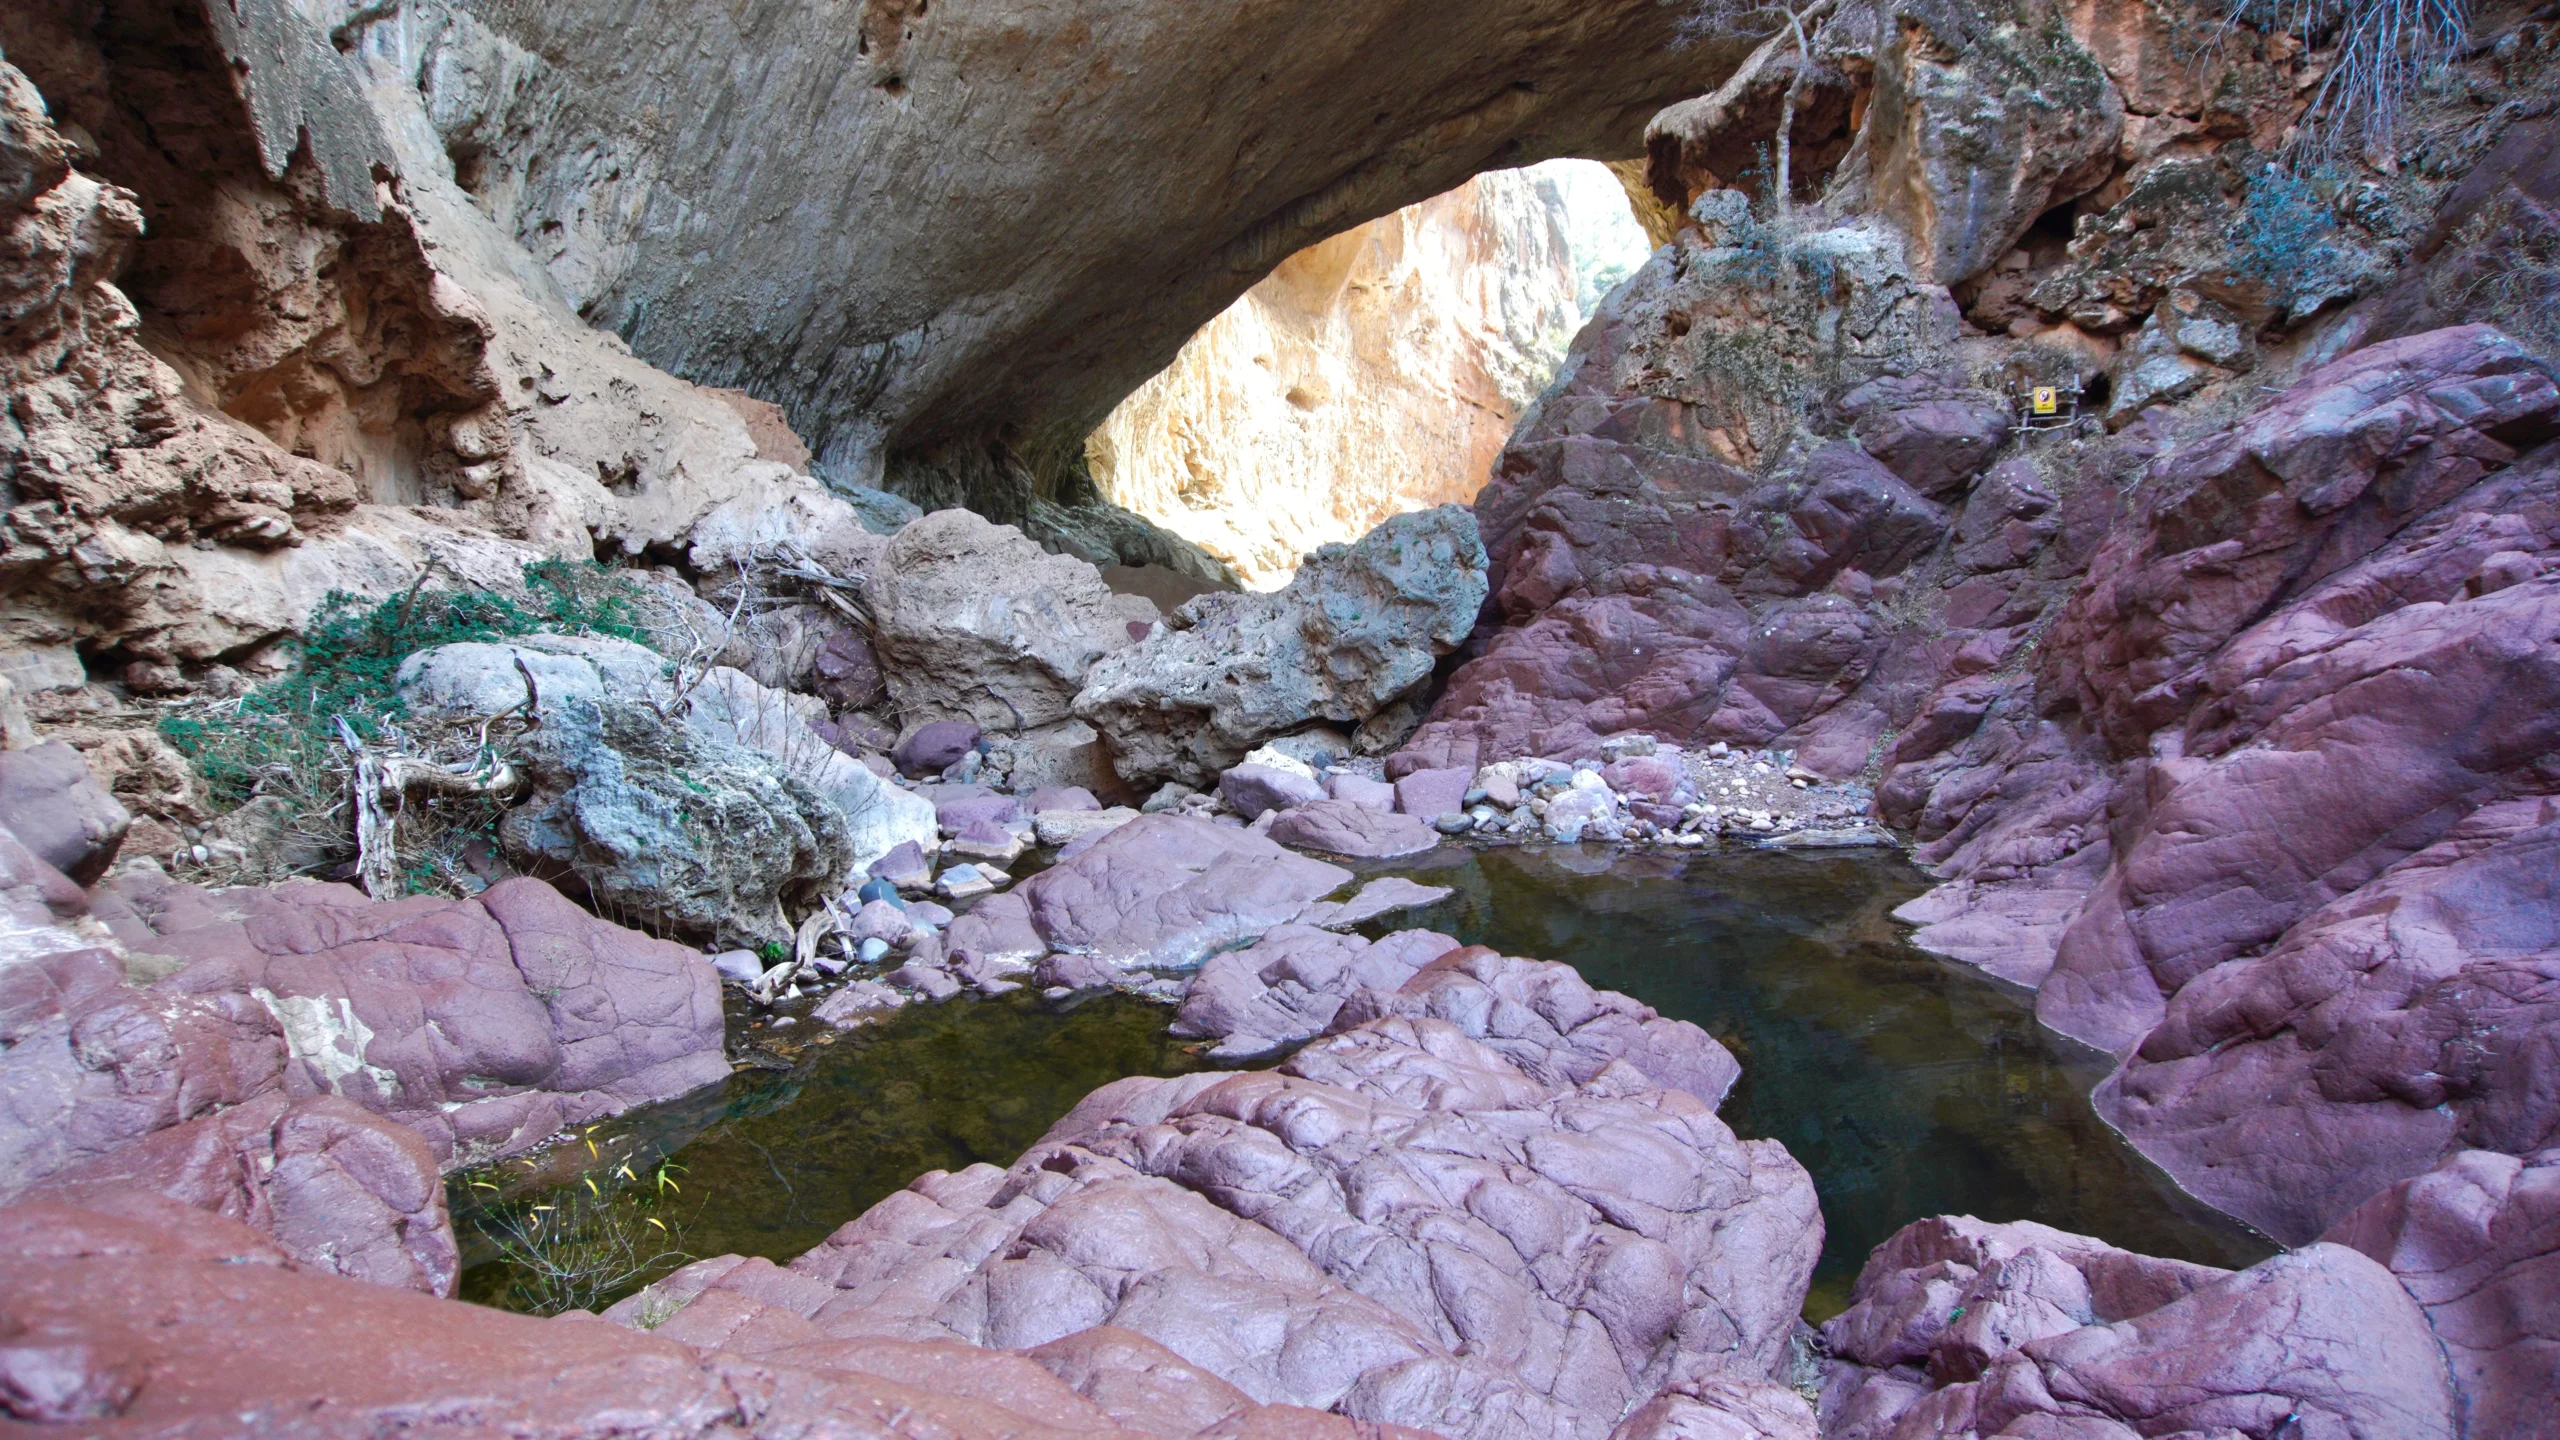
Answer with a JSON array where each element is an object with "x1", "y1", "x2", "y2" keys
[{"x1": 2032, "y1": 386, "x2": 2060, "y2": 416}]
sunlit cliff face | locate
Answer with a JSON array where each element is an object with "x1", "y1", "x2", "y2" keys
[{"x1": 1088, "y1": 160, "x2": 1652, "y2": 590}]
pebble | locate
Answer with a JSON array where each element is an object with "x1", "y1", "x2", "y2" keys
[{"x1": 857, "y1": 936, "x2": 891, "y2": 963}]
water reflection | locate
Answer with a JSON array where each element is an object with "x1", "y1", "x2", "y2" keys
[
  {"x1": 1351, "y1": 843, "x2": 2273, "y2": 1315},
  {"x1": 454, "y1": 842, "x2": 2270, "y2": 1320}
]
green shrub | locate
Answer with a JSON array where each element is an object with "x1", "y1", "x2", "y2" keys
[
  {"x1": 159, "y1": 561, "x2": 659, "y2": 889},
  {"x1": 2229, "y1": 161, "x2": 2347, "y2": 285}
]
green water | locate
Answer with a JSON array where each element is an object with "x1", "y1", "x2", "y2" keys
[
  {"x1": 453, "y1": 843, "x2": 2270, "y2": 1319},
  {"x1": 451, "y1": 991, "x2": 1202, "y2": 1312},
  {"x1": 1344, "y1": 844, "x2": 2273, "y2": 1316}
]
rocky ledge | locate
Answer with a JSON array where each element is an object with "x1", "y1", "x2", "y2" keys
[{"x1": 11, "y1": 877, "x2": 2541, "y2": 1439}]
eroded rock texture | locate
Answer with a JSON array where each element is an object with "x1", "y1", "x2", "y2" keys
[
  {"x1": 1399, "y1": 0, "x2": 2560, "y2": 1289},
  {"x1": 0, "y1": 4, "x2": 982, "y2": 677},
  {"x1": 2326, "y1": 1148, "x2": 2560, "y2": 1440},
  {"x1": 865, "y1": 509, "x2": 1158, "y2": 732},
  {"x1": 1077, "y1": 507, "x2": 1489, "y2": 786},
  {"x1": 1, "y1": 869, "x2": 729, "y2": 1186},
  {"x1": 383, "y1": 0, "x2": 1764, "y2": 499},
  {"x1": 1817, "y1": 1216, "x2": 2457, "y2": 1440},
  {"x1": 619, "y1": 973, "x2": 1818, "y2": 1440},
  {"x1": 0, "y1": 1196, "x2": 1482, "y2": 1437}
]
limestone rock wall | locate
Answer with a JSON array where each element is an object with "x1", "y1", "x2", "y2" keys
[
  {"x1": 1087, "y1": 167, "x2": 1581, "y2": 588},
  {"x1": 0, "y1": 3, "x2": 909, "y2": 680},
  {"x1": 371, "y1": 0, "x2": 1758, "y2": 496}
]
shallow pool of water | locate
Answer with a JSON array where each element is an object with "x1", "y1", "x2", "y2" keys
[
  {"x1": 453, "y1": 842, "x2": 2270, "y2": 1319},
  {"x1": 1347, "y1": 844, "x2": 2273, "y2": 1316}
]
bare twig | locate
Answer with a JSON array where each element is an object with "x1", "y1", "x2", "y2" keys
[{"x1": 339, "y1": 715, "x2": 523, "y2": 898}]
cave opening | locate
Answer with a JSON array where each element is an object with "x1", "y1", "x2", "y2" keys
[{"x1": 1083, "y1": 158, "x2": 1656, "y2": 590}]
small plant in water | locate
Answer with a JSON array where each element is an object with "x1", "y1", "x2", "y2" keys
[{"x1": 467, "y1": 1156, "x2": 693, "y2": 1316}]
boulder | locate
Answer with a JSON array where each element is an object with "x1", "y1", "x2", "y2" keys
[
  {"x1": 867, "y1": 840, "x2": 935, "y2": 892},
  {"x1": 0, "y1": 741, "x2": 131, "y2": 885},
  {"x1": 1391, "y1": 766, "x2": 1474, "y2": 819},
  {"x1": 399, "y1": 639, "x2": 935, "y2": 926},
  {"x1": 813, "y1": 980, "x2": 907, "y2": 1029},
  {"x1": 1266, "y1": 800, "x2": 1439, "y2": 860},
  {"x1": 925, "y1": 785, "x2": 1022, "y2": 835},
  {"x1": 947, "y1": 819, "x2": 1028, "y2": 866},
  {"x1": 2327, "y1": 1148, "x2": 2560, "y2": 1440},
  {"x1": 1218, "y1": 763, "x2": 1327, "y2": 820},
  {"x1": 865, "y1": 510, "x2": 1154, "y2": 732},
  {"x1": 1326, "y1": 773, "x2": 1398, "y2": 811},
  {"x1": 808, "y1": 628, "x2": 887, "y2": 713},
  {"x1": 895, "y1": 719, "x2": 983, "y2": 777},
  {"x1": 943, "y1": 814, "x2": 1348, "y2": 976},
  {"x1": 1819, "y1": 1217, "x2": 2454, "y2": 1440},
  {"x1": 846, "y1": 899, "x2": 916, "y2": 948},
  {"x1": 683, "y1": 668, "x2": 941, "y2": 871},
  {"x1": 394, "y1": 634, "x2": 665, "y2": 723},
  {"x1": 1035, "y1": 806, "x2": 1139, "y2": 848},
  {"x1": 990, "y1": 719, "x2": 1119, "y2": 795},
  {"x1": 499, "y1": 694, "x2": 861, "y2": 949},
  {"x1": 1075, "y1": 507, "x2": 1488, "y2": 786}
]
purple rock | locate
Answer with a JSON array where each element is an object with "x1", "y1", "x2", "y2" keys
[
  {"x1": 1391, "y1": 766, "x2": 1473, "y2": 820},
  {"x1": 893, "y1": 721, "x2": 981, "y2": 778},
  {"x1": 1325, "y1": 773, "x2": 1398, "y2": 812},
  {"x1": 1217, "y1": 763, "x2": 1325, "y2": 820}
]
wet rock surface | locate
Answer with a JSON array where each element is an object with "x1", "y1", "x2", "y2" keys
[
  {"x1": 625, "y1": 984, "x2": 1820, "y2": 1440},
  {"x1": 1436, "y1": 225, "x2": 2560, "y2": 1263}
]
